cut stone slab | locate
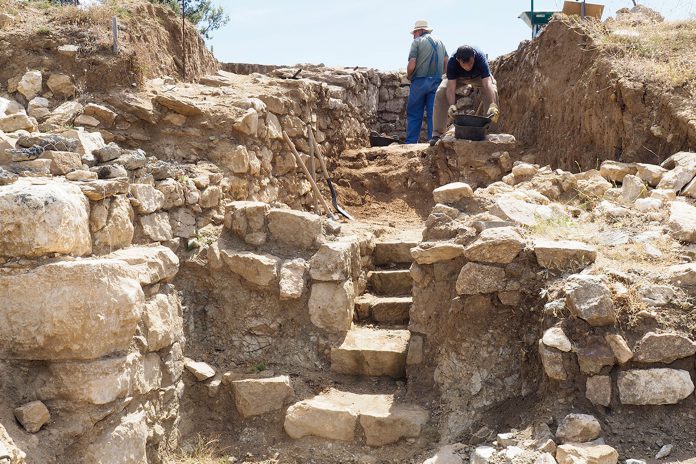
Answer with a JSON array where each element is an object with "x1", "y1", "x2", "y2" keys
[
  {"x1": 556, "y1": 413, "x2": 601, "y2": 444},
  {"x1": 433, "y1": 182, "x2": 474, "y2": 204},
  {"x1": 373, "y1": 240, "x2": 417, "y2": 266},
  {"x1": 232, "y1": 375, "x2": 294, "y2": 418},
  {"x1": 366, "y1": 295, "x2": 412, "y2": 324},
  {"x1": 331, "y1": 327, "x2": 410, "y2": 378},
  {"x1": 143, "y1": 290, "x2": 183, "y2": 352},
  {"x1": 267, "y1": 208, "x2": 322, "y2": 249},
  {"x1": 108, "y1": 245, "x2": 179, "y2": 286},
  {"x1": 310, "y1": 241, "x2": 352, "y2": 281},
  {"x1": 308, "y1": 280, "x2": 354, "y2": 333},
  {"x1": 78, "y1": 177, "x2": 129, "y2": 201},
  {"x1": 0, "y1": 259, "x2": 143, "y2": 360},
  {"x1": 599, "y1": 161, "x2": 637, "y2": 183},
  {"x1": 464, "y1": 226, "x2": 524, "y2": 264},
  {"x1": 221, "y1": 250, "x2": 279, "y2": 287},
  {"x1": 0, "y1": 179, "x2": 91, "y2": 258},
  {"x1": 411, "y1": 243, "x2": 466, "y2": 264},
  {"x1": 490, "y1": 196, "x2": 544, "y2": 226},
  {"x1": 534, "y1": 240, "x2": 597, "y2": 271},
  {"x1": 14, "y1": 401, "x2": 50, "y2": 433},
  {"x1": 279, "y1": 258, "x2": 307, "y2": 300},
  {"x1": 455, "y1": 262, "x2": 506, "y2": 295},
  {"x1": 556, "y1": 444, "x2": 618, "y2": 464},
  {"x1": 605, "y1": 334, "x2": 633, "y2": 364},
  {"x1": 368, "y1": 269, "x2": 412, "y2": 295},
  {"x1": 632, "y1": 332, "x2": 696, "y2": 364},
  {"x1": 542, "y1": 327, "x2": 572, "y2": 352},
  {"x1": 668, "y1": 201, "x2": 696, "y2": 243},
  {"x1": 140, "y1": 212, "x2": 173, "y2": 242},
  {"x1": 184, "y1": 358, "x2": 216, "y2": 381},
  {"x1": 284, "y1": 389, "x2": 428, "y2": 445},
  {"x1": 618, "y1": 369, "x2": 694, "y2": 405},
  {"x1": 154, "y1": 94, "x2": 202, "y2": 117},
  {"x1": 565, "y1": 275, "x2": 616, "y2": 326},
  {"x1": 586, "y1": 375, "x2": 612, "y2": 407}
]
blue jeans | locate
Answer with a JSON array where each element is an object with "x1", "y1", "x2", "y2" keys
[{"x1": 406, "y1": 76, "x2": 441, "y2": 143}]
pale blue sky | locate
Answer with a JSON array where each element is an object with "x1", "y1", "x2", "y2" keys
[{"x1": 208, "y1": 0, "x2": 695, "y2": 70}]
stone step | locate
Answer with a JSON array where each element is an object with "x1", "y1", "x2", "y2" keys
[
  {"x1": 284, "y1": 388, "x2": 429, "y2": 446},
  {"x1": 368, "y1": 269, "x2": 412, "y2": 296},
  {"x1": 355, "y1": 294, "x2": 411, "y2": 324},
  {"x1": 372, "y1": 241, "x2": 417, "y2": 266},
  {"x1": 331, "y1": 327, "x2": 410, "y2": 378}
]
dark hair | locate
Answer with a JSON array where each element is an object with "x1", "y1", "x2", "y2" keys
[{"x1": 455, "y1": 45, "x2": 476, "y2": 61}]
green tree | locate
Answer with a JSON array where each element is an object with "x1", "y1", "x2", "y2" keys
[{"x1": 152, "y1": 0, "x2": 229, "y2": 39}]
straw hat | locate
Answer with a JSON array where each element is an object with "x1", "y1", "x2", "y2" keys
[{"x1": 411, "y1": 20, "x2": 433, "y2": 34}]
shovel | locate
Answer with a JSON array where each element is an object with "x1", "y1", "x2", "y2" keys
[{"x1": 308, "y1": 127, "x2": 354, "y2": 221}]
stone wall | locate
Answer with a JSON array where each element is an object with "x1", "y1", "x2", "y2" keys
[{"x1": 221, "y1": 62, "x2": 286, "y2": 75}]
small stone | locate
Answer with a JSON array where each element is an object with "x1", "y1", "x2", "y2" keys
[
  {"x1": 668, "y1": 201, "x2": 696, "y2": 243},
  {"x1": 586, "y1": 376, "x2": 612, "y2": 407},
  {"x1": 47, "y1": 74, "x2": 76, "y2": 98},
  {"x1": 534, "y1": 240, "x2": 597, "y2": 271},
  {"x1": 470, "y1": 446, "x2": 496, "y2": 464},
  {"x1": 556, "y1": 444, "x2": 618, "y2": 464},
  {"x1": 411, "y1": 243, "x2": 466, "y2": 264},
  {"x1": 17, "y1": 70, "x2": 43, "y2": 100},
  {"x1": 632, "y1": 332, "x2": 696, "y2": 364},
  {"x1": 539, "y1": 340, "x2": 567, "y2": 381},
  {"x1": 14, "y1": 401, "x2": 50, "y2": 433},
  {"x1": 183, "y1": 358, "x2": 215, "y2": 381},
  {"x1": 74, "y1": 114, "x2": 101, "y2": 127},
  {"x1": 604, "y1": 334, "x2": 633, "y2": 364},
  {"x1": 279, "y1": 258, "x2": 307, "y2": 300},
  {"x1": 576, "y1": 337, "x2": 615, "y2": 375},
  {"x1": 655, "y1": 444, "x2": 672, "y2": 460},
  {"x1": 231, "y1": 376, "x2": 294, "y2": 418},
  {"x1": 618, "y1": 369, "x2": 694, "y2": 405},
  {"x1": 455, "y1": 262, "x2": 506, "y2": 295},
  {"x1": 599, "y1": 160, "x2": 637, "y2": 183},
  {"x1": 464, "y1": 226, "x2": 524, "y2": 264},
  {"x1": 565, "y1": 275, "x2": 616, "y2": 326},
  {"x1": 432, "y1": 182, "x2": 473, "y2": 204},
  {"x1": 636, "y1": 163, "x2": 666, "y2": 187},
  {"x1": 634, "y1": 198, "x2": 661, "y2": 211},
  {"x1": 542, "y1": 327, "x2": 572, "y2": 352},
  {"x1": 621, "y1": 174, "x2": 645, "y2": 202},
  {"x1": 220, "y1": 250, "x2": 279, "y2": 287}
]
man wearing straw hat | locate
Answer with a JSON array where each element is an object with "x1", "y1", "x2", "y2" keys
[
  {"x1": 405, "y1": 19, "x2": 448, "y2": 144},
  {"x1": 430, "y1": 44, "x2": 500, "y2": 146}
]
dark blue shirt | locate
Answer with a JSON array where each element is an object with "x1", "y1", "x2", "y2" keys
[{"x1": 446, "y1": 47, "x2": 491, "y2": 80}]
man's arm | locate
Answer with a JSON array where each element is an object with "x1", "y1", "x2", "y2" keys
[
  {"x1": 446, "y1": 79, "x2": 457, "y2": 106},
  {"x1": 442, "y1": 55, "x2": 448, "y2": 76},
  {"x1": 481, "y1": 76, "x2": 496, "y2": 109},
  {"x1": 407, "y1": 58, "x2": 417, "y2": 80}
]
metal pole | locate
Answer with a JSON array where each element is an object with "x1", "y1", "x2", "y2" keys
[
  {"x1": 111, "y1": 16, "x2": 119, "y2": 54},
  {"x1": 581, "y1": 0, "x2": 586, "y2": 18},
  {"x1": 181, "y1": 0, "x2": 187, "y2": 81},
  {"x1": 531, "y1": 0, "x2": 534, "y2": 38}
]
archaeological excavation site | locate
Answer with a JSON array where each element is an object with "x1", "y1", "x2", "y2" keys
[{"x1": 0, "y1": 1, "x2": 695, "y2": 463}]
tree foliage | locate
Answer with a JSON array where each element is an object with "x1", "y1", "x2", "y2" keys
[{"x1": 151, "y1": 0, "x2": 229, "y2": 39}]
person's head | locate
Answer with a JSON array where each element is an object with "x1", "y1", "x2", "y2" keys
[
  {"x1": 411, "y1": 20, "x2": 433, "y2": 39},
  {"x1": 455, "y1": 45, "x2": 476, "y2": 71}
]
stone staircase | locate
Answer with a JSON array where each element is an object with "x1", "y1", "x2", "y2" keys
[{"x1": 283, "y1": 237, "x2": 428, "y2": 446}]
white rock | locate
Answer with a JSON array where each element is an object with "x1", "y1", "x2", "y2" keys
[
  {"x1": 221, "y1": 250, "x2": 280, "y2": 287},
  {"x1": 618, "y1": 369, "x2": 694, "y2": 405},
  {"x1": 231, "y1": 375, "x2": 294, "y2": 417},
  {"x1": 310, "y1": 242, "x2": 352, "y2": 281},
  {"x1": 184, "y1": 358, "x2": 216, "y2": 381},
  {"x1": 634, "y1": 198, "x2": 661, "y2": 211},
  {"x1": 267, "y1": 208, "x2": 322, "y2": 249},
  {"x1": 17, "y1": 70, "x2": 42, "y2": 100},
  {"x1": 308, "y1": 280, "x2": 354, "y2": 332},
  {"x1": 143, "y1": 290, "x2": 183, "y2": 352},
  {"x1": 411, "y1": 243, "x2": 466, "y2": 264},
  {"x1": 471, "y1": 446, "x2": 497, "y2": 464},
  {"x1": 534, "y1": 239, "x2": 597, "y2": 271},
  {"x1": 82, "y1": 411, "x2": 148, "y2": 464},
  {"x1": 542, "y1": 327, "x2": 572, "y2": 352},
  {"x1": 655, "y1": 444, "x2": 672, "y2": 460},
  {"x1": 233, "y1": 107, "x2": 259, "y2": 136},
  {"x1": 556, "y1": 413, "x2": 602, "y2": 444},
  {"x1": 279, "y1": 258, "x2": 307, "y2": 300},
  {"x1": 556, "y1": 444, "x2": 618, "y2": 464},
  {"x1": 464, "y1": 226, "x2": 524, "y2": 264},
  {"x1": 140, "y1": 212, "x2": 173, "y2": 242},
  {"x1": 108, "y1": 245, "x2": 179, "y2": 286},
  {"x1": 432, "y1": 182, "x2": 473, "y2": 204},
  {"x1": 636, "y1": 163, "x2": 666, "y2": 187},
  {"x1": 668, "y1": 201, "x2": 696, "y2": 243},
  {"x1": 621, "y1": 174, "x2": 645, "y2": 202},
  {"x1": 14, "y1": 401, "x2": 50, "y2": 433}
]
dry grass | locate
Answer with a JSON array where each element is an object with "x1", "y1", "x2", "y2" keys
[
  {"x1": 585, "y1": 18, "x2": 696, "y2": 92},
  {"x1": 163, "y1": 435, "x2": 229, "y2": 464}
]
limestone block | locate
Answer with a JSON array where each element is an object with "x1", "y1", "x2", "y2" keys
[
  {"x1": 267, "y1": 208, "x2": 322, "y2": 249},
  {"x1": 635, "y1": 163, "x2": 666, "y2": 187},
  {"x1": 359, "y1": 404, "x2": 429, "y2": 446},
  {"x1": 82, "y1": 412, "x2": 148, "y2": 464},
  {"x1": 27, "y1": 97, "x2": 50, "y2": 120},
  {"x1": 280, "y1": 258, "x2": 307, "y2": 300},
  {"x1": 586, "y1": 376, "x2": 611, "y2": 407},
  {"x1": 284, "y1": 394, "x2": 358, "y2": 442},
  {"x1": 228, "y1": 145, "x2": 250, "y2": 174},
  {"x1": 464, "y1": 226, "x2": 524, "y2": 264},
  {"x1": 14, "y1": 401, "x2": 50, "y2": 433},
  {"x1": 184, "y1": 358, "x2": 216, "y2": 381},
  {"x1": 411, "y1": 243, "x2": 466, "y2": 264},
  {"x1": 155, "y1": 178, "x2": 185, "y2": 209},
  {"x1": 634, "y1": 198, "x2": 661, "y2": 211},
  {"x1": 455, "y1": 262, "x2": 506, "y2": 295},
  {"x1": 308, "y1": 280, "x2": 354, "y2": 332},
  {"x1": 44, "y1": 101, "x2": 84, "y2": 127},
  {"x1": 539, "y1": 340, "x2": 567, "y2": 380},
  {"x1": 657, "y1": 164, "x2": 696, "y2": 192},
  {"x1": 221, "y1": 250, "x2": 279, "y2": 287},
  {"x1": 162, "y1": 342, "x2": 184, "y2": 384},
  {"x1": 266, "y1": 112, "x2": 283, "y2": 140},
  {"x1": 224, "y1": 201, "x2": 269, "y2": 237},
  {"x1": 232, "y1": 375, "x2": 294, "y2": 418},
  {"x1": 599, "y1": 161, "x2": 637, "y2": 183},
  {"x1": 604, "y1": 334, "x2": 633, "y2": 364},
  {"x1": 432, "y1": 182, "x2": 473, "y2": 204},
  {"x1": 621, "y1": 174, "x2": 645, "y2": 202},
  {"x1": 93, "y1": 163, "x2": 128, "y2": 179},
  {"x1": 169, "y1": 207, "x2": 196, "y2": 238},
  {"x1": 534, "y1": 239, "x2": 596, "y2": 271},
  {"x1": 84, "y1": 103, "x2": 117, "y2": 127},
  {"x1": 556, "y1": 444, "x2": 618, "y2": 464},
  {"x1": 17, "y1": 70, "x2": 42, "y2": 100},
  {"x1": 233, "y1": 108, "x2": 259, "y2": 136},
  {"x1": 108, "y1": 245, "x2": 179, "y2": 286},
  {"x1": 0, "y1": 259, "x2": 143, "y2": 360},
  {"x1": 143, "y1": 289, "x2": 183, "y2": 352},
  {"x1": 78, "y1": 177, "x2": 129, "y2": 201},
  {"x1": 132, "y1": 352, "x2": 162, "y2": 395},
  {"x1": 490, "y1": 196, "x2": 544, "y2": 227},
  {"x1": 556, "y1": 414, "x2": 601, "y2": 444},
  {"x1": 39, "y1": 150, "x2": 81, "y2": 175},
  {"x1": 471, "y1": 446, "x2": 497, "y2": 464},
  {"x1": 542, "y1": 327, "x2": 571, "y2": 352},
  {"x1": 565, "y1": 275, "x2": 616, "y2": 326},
  {"x1": 113, "y1": 150, "x2": 147, "y2": 170},
  {"x1": 129, "y1": 183, "x2": 165, "y2": 214},
  {"x1": 65, "y1": 169, "x2": 97, "y2": 181},
  {"x1": 199, "y1": 185, "x2": 222, "y2": 208},
  {"x1": 92, "y1": 195, "x2": 134, "y2": 253},
  {"x1": 668, "y1": 201, "x2": 696, "y2": 243},
  {"x1": 618, "y1": 369, "x2": 694, "y2": 405},
  {"x1": 310, "y1": 242, "x2": 352, "y2": 281},
  {"x1": 46, "y1": 74, "x2": 76, "y2": 98},
  {"x1": 182, "y1": 179, "x2": 200, "y2": 205},
  {"x1": 577, "y1": 337, "x2": 615, "y2": 375},
  {"x1": 0, "y1": 113, "x2": 35, "y2": 132},
  {"x1": 140, "y1": 212, "x2": 173, "y2": 242},
  {"x1": 93, "y1": 142, "x2": 122, "y2": 163},
  {"x1": 632, "y1": 332, "x2": 696, "y2": 364},
  {"x1": 154, "y1": 94, "x2": 202, "y2": 116},
  {"x1": 39, "y1": 354, "x2": 141, "y2": 404},
  {"x1": 0, "y1": 179, "x2": 91, "y2": 257}
]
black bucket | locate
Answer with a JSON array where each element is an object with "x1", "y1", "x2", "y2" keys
[{"x1": 453, "y1": 114, "x2": 492, "y2": 141}]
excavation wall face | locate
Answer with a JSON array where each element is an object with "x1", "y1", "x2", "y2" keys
[{"x1": 494, "y1": 18, "x2": 696, "y2": 170}]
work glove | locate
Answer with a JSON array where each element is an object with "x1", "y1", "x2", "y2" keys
[
  {"x1": 447, "y1": 104, "x2": 457, "y2": 119},
  {"x1": 486, "y1": 103, "x2": 500, "y2": 124}
]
